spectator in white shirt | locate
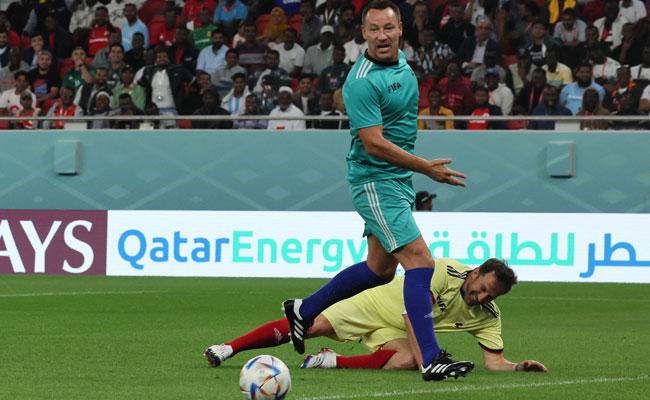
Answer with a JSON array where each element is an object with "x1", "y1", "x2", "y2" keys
[
  {"x1": 594, "y1": 0, "x2": 630, "y2": 49},
  {"x1": 590, "y1": 43, "x2": 621, "y2": 85},
  {"x1": 268, "y1": 86, "x2": 306, "y2": 131},
  {"x1": 486, "y1": 68, "x2": 514, "y2": 116},
  {"x1": 630, "y1": 43, "x2": 650, "y2": 81},
  {"x1": 344, "y1": 25, "x2": 367, "y2": 64},
  {"x1": 0, "y1": 71, "x2": 36, "y2": 116},
  {"x1": 269, "y1": 28, "x2": 304, "y2": 78},
  {"x1": 618, "y1": 0, "x2": 647, "y2": 24},
  {"x1": 303, "y1": 25, "x2": 334, "y2": 75}
]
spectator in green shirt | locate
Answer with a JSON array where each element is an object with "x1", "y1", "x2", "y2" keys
[
  {"x1": 316, "y1": 45, "x2": 349, "y2": 94},
  {"x1": 111, "y1": 64, "x2": 145, "y2": 111},
  {"x1": 191, "y1": 8, "x2": 217, "y2": 50},
  {"x1": 62, "y1": 47, "x2": 94, "y2": 93}
]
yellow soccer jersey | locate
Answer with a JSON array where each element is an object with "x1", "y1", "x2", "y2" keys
[{"x1": 356, "y1": 258, "x2": 503, "y2": 351}]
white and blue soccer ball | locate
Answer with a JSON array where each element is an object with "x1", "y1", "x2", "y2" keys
[{"x1": 239, "y1": 355, "x2": 291, "y2": 400}]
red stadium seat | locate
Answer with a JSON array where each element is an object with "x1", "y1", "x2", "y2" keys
[
  {"x1": 59, "y1": 58, "x2": 74, "y2": 78},
  {"x1": 289, "y1": 13, "x2": 303, "y2": 25},
  {"x1": 256, "y1": 14, "x2": 271, "y2": 36},
  {"x1": 176, "y1": 119, "x2": 192, "y2": 129},
  {"x1": 290, "y1": 20, "x2": 302, "y2": 34}
]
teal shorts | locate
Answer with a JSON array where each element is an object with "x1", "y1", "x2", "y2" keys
[{"x1": 350, "y1": 178, "x2": 420, "y2": 252}]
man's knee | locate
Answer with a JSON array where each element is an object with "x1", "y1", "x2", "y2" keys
[
  {"x1": 306, "y1": 314, "x2": 334, "y2": 338},
  {"x1": 383, "y1": 352, "x2": 418, "y2": 370}
]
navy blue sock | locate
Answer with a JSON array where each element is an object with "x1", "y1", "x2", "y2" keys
[
  {"x1": 299, "y1": 261, "x2": 390, "y2": 320},
  {"x1": 404, "y1": 267, "x2": 440, "y2": 367}
]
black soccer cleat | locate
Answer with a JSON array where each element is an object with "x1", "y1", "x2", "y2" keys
[
  {"x1": 421, "y1": 350, "x2": 475, "y2": 381},
  {"x1": 282, "y1": 299, "x2": 312, "y2": 354}
]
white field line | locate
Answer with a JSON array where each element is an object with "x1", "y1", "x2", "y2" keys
[
  {"x1": 298, "y1": 375, "x2": 650, "y2": 400},
  {"x1": 0, "y1": 290, "x2": 164, "y2": 298},
  {"x1": 509, "y1": 296, "x2": 650, "y2": 303}
]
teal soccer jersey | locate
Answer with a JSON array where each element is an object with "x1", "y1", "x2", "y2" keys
[{"x1": 343, "y1": 50, "x2": 419, "y2": 185}]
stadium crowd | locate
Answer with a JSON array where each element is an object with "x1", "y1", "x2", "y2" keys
[{"x1": 0, "y1": 0, "x2": 649, "y2": 130}]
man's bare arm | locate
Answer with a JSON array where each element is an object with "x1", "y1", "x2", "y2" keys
[
  {"x1": 358, "y1": 125, "x2": 467, "y2": 187},
  {"x1": 481, "y1": 347, "x2": 548, "y2": 372}
]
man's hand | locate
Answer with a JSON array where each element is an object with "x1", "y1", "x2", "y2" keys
[
  {"x1": 515, "y1": 360, "x2": 548, "y2": 372},
  {"x1": 422, "y1": 159, "x2": 467, "y2": 187}
]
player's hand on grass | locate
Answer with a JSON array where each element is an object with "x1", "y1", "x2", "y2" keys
[
  {"x1": 423, "y1": 159, "x2": 467, "y2": 187},
  {"x1": 515, "y1": 360, "x2": 548, "y2": 372}
]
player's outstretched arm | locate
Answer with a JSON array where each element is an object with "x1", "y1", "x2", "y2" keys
[
  {"x1": 481, "y1": 347, "x2": 548, "y2": 372},
  {"x1": 358, "y1": 126, "x2": 467, "y2": 187}
]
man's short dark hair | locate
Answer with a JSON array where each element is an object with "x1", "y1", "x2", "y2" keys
[
  {"x1": 285, "y1": 27, "x2": 298, "y2": 36},
  {"x1": 478, "y1": 259, "x2": 518, "y2": 294},
  {"x1": 133, "y1": 31, "x2": 144, "y2": 38},
  {"x1": 119, "y1": 93, "x2": 133, "y2": 100},
  {"x1": 226, "y1": 48, "x2": 239, "y2": 58},
  {"x1": 110, "y1": 43, "x2": 124, "y2": 52},
  {"x1": 362, "y1": 0, "x2": 401, "y2": 24},
  {"x1": 14, "y1": 70, "x2": 28, "y2": 80},
  {"x1": 474, "y1": 86, "x2": 489, "y2": 94},
  {"x1": 561, "y1": 7, "x2": 576, "y2": 18},
  {"x1": 577, "y1": 61, "x2": 593, "y2": 71},
  {"x1": 266, "y1": 49, "x2": 280, "y2": 58},
  {"x1": 427, "y1": 87, "x2": 441, "y2": 97},
  {"x1": 232, "y1": 72, "x2": 246, "y2": 81},
  {"x1": 333, "y1": 45, "x2": 345, "y2": 52},
  {"x1": 96, "y1": 6, "x2": 108, "y2": 13}
]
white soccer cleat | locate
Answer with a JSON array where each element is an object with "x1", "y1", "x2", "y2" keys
[
  {"x1": 204, "y1": 344, "x2": 233, "y2": 367},
  {"x1": 300, "y1": 348, "x2": 338, "y2": 369}
]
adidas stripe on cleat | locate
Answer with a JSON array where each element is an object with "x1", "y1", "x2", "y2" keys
[{"x1": 282, "y1": 299, "x2": 312, "y2": 354}]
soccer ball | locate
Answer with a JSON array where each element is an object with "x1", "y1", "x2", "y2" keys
[{"x1": 239, "y1": 355, "x2": 291, "y2": 400}]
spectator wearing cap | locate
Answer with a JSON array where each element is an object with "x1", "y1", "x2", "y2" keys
[
  {"x1": 292, "y1": 74, "x2": 318, "y2": 117},
  {"x1": 172, "y1": 26, "x2": 199, "y2": 73},
  {"x1": 269, "y1": 28, "x2": 304, "y2": 78},
  {"x1": 221, "y1": 72, "x2": 249, "y2": 116},
  {"x1": 150, "y1": 7, "x2": 179, "y2": 47},
  {"x1": 418, "y1": 87, "x2": 454, "y2": 130},
  {"x1": 196, "y1": 28, "x2": 228, "y2": 75},
  {"x1": 235, "y1": 22, "x2": 269, "y2": 72},
  {"x1": 43, "y1": 86, "x2": 83, "y2": 129},
  {"x1": 299, "y1": 0, "x2": 322, "y2": 48},
  {"x1": 88, "y1": 90, "x2": 112, "y2": 129},
  {"x1": 233, "y1": 93, "x2": 268, "y2": 129},
  {"x1": 112, "y1": 64, "x2": 145, "y2": 111},
  {"x1": 560, "y1": 62, "x2": 606, "y2": 115},
  {"x1": 541, "y1": 47, "x2": 572, "y2": 88},
  {"x1": 212, "y1": 48, "x2": 247, "y2": 98},
  {"x1": 505, "y1": 50, "x2": 533, "y2": 95},
  {"x1": 528, "y1": 84, "x2": 572, "y2": 130},
  {"x1": 486, "y1": 68, "x2": 514, "y2": 116},
  {"x1": 0, "y1": 71, "x2": 36, "y2": 116},
  {"x1": 268, "y1": 86, "x2": 305, "y2": 130},
  {"x1": 192, "y1": 88, "x2": 232, "y2": 129},
  {"x1": 137, "y1": 46, "x2": 194, "y2": 126},
  {"x1": 190, "y1": 7, "x2": 217, "y2": 50},
  {"x1": 63, "y1": 47, "x2": 94, "y2": 94},
  {"x1": 250, "y1": 50, "x2": 291, "y2": 95},
  {"x1": 594, "y1": 0, "x2": 629, "y2": 50},
  {"x1": 214, "y1": 0, "x2": 248, "y2": 37},
  {"x1": 458, "y1": 16, "x2": 500, "y2": 73},
  {"x1": 121, "y1": 3, "x2": 150, "y2": 52},
  {"x1": 303, "y1": 25, "x2": 334, "y2": 76},
  {"x1": 414, "y1": 191, "x2": 436, "y2": 211},
  {"x1": 316, "y1": 46, "x2": 349, "y2": 94}
]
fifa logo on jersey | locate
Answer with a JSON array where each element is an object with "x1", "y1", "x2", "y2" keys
[{"x1": 387, "y1": 82, "x2": 402, "y2": 93}]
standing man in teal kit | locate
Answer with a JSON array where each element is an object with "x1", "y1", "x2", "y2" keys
[{"x1": 208, "y1": 0, "x2": 469, "y2": 382}]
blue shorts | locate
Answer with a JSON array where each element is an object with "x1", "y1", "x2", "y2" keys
[{"x1": 349, "y1": 178, "x2": 420, "y2": 252}]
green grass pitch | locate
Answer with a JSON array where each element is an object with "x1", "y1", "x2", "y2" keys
[{"x1": 1, "y1": 275, "x2": 648, "y2": 399}]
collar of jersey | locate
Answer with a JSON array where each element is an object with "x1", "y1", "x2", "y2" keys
[{"x1": 364, "y1": 50, "x2": 399, "y2": 67}]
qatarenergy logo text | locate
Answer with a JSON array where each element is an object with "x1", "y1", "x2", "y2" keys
[{"x1": 118, "y1": 230, "x2": 367, "y2": 272}]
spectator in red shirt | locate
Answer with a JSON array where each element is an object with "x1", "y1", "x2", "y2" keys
[
  {"x1": 437, "y1": 60, "x2": 474, "y2": 116},
  {"x1": 464, "y1": 86, "x2": 504, "y2": 130},
  {"x1": 182, "y1": 0, "x2": 216, "y2": 27},
  {"x1": 88, "y1": 6, "x2": 120, "y2": 56},
  {"x1": 150, "y1": 7, "x2": 179, "y2": 47}
]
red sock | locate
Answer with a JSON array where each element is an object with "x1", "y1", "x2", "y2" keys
[
  {"x1": 226, "y1": 318, "x2": 290, "y2": 355},
  {"x1": 335, "y1": 349, "x2": 397, "y2": 369}
]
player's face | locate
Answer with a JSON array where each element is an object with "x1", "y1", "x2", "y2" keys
[
  {"x1": 362, "y1": 8, "x2": 402, "y2": 62},
  {"x1": 462, "y1": 270, "x2": 503, "y2": 306}
]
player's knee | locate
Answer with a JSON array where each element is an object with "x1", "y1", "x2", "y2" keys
[{"x1": 385, "y1": 353, "x2": 418, "y2": 370}]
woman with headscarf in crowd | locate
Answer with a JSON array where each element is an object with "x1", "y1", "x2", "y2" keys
[{"x1": 260, "y1": 7, "x2": 288, "y2": 44}]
